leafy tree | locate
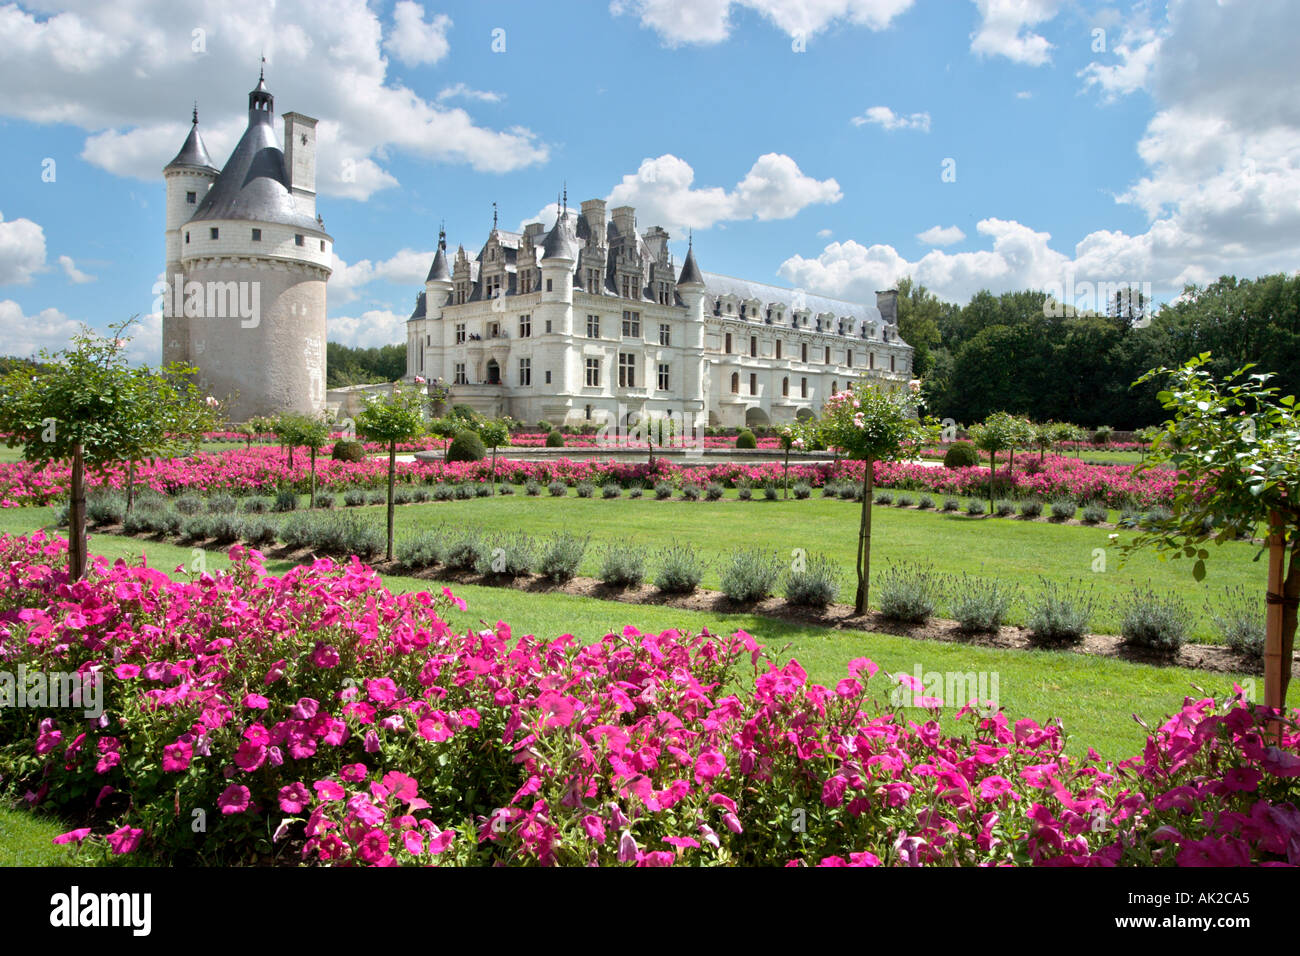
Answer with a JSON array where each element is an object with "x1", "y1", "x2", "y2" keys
[
  {"x1": 1123, "y1": 354, "x2": 1300, "y2": 715},
  {"x1": 325, "y1": 342, "x2": 407, "y2": 388},
  {"x1": 427, "y1": 416, "x2": 459, "y2": 478},
  {"x1": 815, "y1": 382, "x2": 935, "y2": 615},
  {"x1": 476, "y1": 419, "x2": 511, "y2": 494},
  {"x1": 276, "y1": 413, "x2": 332, "y2": 506},
  {"x1": 776, "y1": 423, "x2": 807, "y2": 498},
  {"x1": 968, "y1": 412, "x2": 1023, "y2": 514},
  {"x1": 356, "y1": 385, "x2": 428, "y2": 561},
  {"x1": 0, "y1": 320, "x2": 220, "y2": 579}
]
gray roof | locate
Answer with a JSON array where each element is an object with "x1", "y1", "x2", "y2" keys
[
  {"x1": 409, "y1": 290, "x2": 426, "y2": 320},
  {"x1": 701, "y1": 270, "x2": 884, "y2": 327},
  {"x1": 426, "y1": 245, "x2": 451, "y2": 282},
  {"x1": 166, "y1": 118, "x2": 218, "y2": 172},
  {"x1": 188, "y1": 103, "x2": 324, "y2": 233},
  {"x1": 677, "y1": 246, "x2": 704, "y2": 285},
  {"x1": 541, "y1": 213, "x2": 579, "y2": 260}
]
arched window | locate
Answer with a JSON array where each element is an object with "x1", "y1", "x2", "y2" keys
[
  {"x1": 730, "y1": 372, "x2": 739, "y2": 394},
  {"x1": 782, "y1": 377, "x2": 789, "y2": 397}
]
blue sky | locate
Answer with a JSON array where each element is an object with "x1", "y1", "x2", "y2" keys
[{"x1": 1, "y1": 0, "x2": 1296, "y2": 360}]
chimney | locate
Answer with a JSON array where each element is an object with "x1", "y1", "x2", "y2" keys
[
  {"x1": 580, "y1": 199, "x2": 606, "y2": 243},
  {"x1": 875, "y1": 288, "x2": 898, "y2": 327},
  {"x1": 611, "y1": 205, "x2": 637, "y2": 237},
  {"x1": 283, "y1": 112, "x2": 318, "y2": 220}
]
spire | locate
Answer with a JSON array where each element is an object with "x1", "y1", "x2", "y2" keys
[
  {"x1": 677, "y1": 235, "x2": 704, "y2": 287},
  {"x1": 165, "y1": 102, "x2": 217, "y2": 172},
  {"x1": 491, "y1": 201, "x2": 498, "y2": 232},
  {"x1": 427, "y1": 223, "x2": 452, "y2": 283},
  {"x1": 562, "y1": 181, "x2": 567, "y2": 215},
  {"x1": 192, "y1": 101, "x2": 198, "y2": 125},
  {"x1": 248, "y1": 63, "x2": 273, "y2": 121}
]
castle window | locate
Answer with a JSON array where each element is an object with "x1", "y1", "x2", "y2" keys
[
  {"x1": 519, "y1": 314, "x2": 531, "y2": 338},
  {"x1": 749, "y1": 373, "x2": 757, "y2": 395},
  {"x1": 658, "y1": 363, "x2": 670, "y2": 391},
  {"x1": 750, "y1": 336, "x2": 757, "y2": 358},
  {"x1": 869, "y1": 352, "x2": 875, "y2": 369},
  {"x1": 825, "y1": 346, "x2": 831, "y2": 364},
  {"x1": 252, "y1": 229, "x2": 261, "y2": 242},
  {"x1": 186, "y1": 191, "x2": 196, "y2": 204},
  {"x1": 782, "y1": 376, "x2": 789, "y2": 397},
  {"x1": 545, "y1": 370, "x2": 552, "y2": 385},
  {"x1": 545, "y1": 319, "x2": 552, "y2": 333},
  {"x1": 454, "y1": 363, "x2": 467, "y2": 385},
  {"x1": 730, "y1": 372, "x2": 739, "y2": 394},
  {"x1": 518, "y1": 358, "x2": 531, "y2": 387},
  {"x1": 801, "y1": 343, "x2": 808, "y2": 363},
  {"x1": 659, "y1": 324, "x2": 670, "y2": 347},
  {"x1": 295, "y1": 234, "x2": 304, "y2": 246},
  {"x1": 847, "y1": 349, "x2": 853, "y2": 367},
  {"x1": 210, "y1": 227, "x2": 219, "y2": 240},
  {"x1": 455, "y1": 323, "x2": 466, "y2": 344},
  {"x1": 724, "y1": 333, "x2": 732, "y2": 354},
  {"x1": 585, "y1": 358, "x2": 601, "y2": 388},
  {"x1": 622, "y1": 311, "x2": 640, "y2": 338},
  {"x1": 832, "y1": 380, "x2": 838, "y2": 394},
  {"x1": 891, "y1": 355, "x2": 896, "y2": 372},
  {"x1": 618, "y1": 353, "x2": 636, "y2": 388},
  {"x1": 185, "y1": 232, "x2": 190, "y2": 244},
  {"x1": 320, "y1": 240, "x2": 326, "y2": 251},
  {"x1": 546, "y1": 279, "x2": 553, "y2": 292},
  {"x1": 586, "y1": 315, "x2": 600, "y2": 338},
  {"x1": 775, "y1": 340, "x2": 782, "y2": 359},
  {"x1": 585, "y1": 404, "x2": 592, "y2": 421}
]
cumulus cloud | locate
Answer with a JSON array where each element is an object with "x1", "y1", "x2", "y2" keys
[
  {"x1": 330, "y1": 249, "x2": 437, "y2": 303},
  {"x1": 850, "y1": 106, "x2": 930, "y2": 132},
  {"x1": 0, "y1": 0, "x2": 546, "y2": 201},
  {"x1": 916, "y1": 225, "x2": 965, "y2": 246},
  {"x1": 437, "y1": 83, "x2": 504, "y2": 104},
  {"x1": 817, "y1": 228, "x2": 833, "y2": 238},
  {"x1": 58, "y1": 255, "x2": 95, "y2": 284},
  {"x1": 0, "y1": 299, "x2": 84, "y2": 357},
  {"x1": 969, "y1": 0, "x2": 1061, "y2": 66},
  {"x1": 383, "y1": 2, "x2": 451, "y2": 66},
  {"x1": 328, "y1": 308, "x2": 407, "y2": 347},
  {"x1": 609, "y1": 0, "x2": 915, "y2": 46},
  {"x1": 0, "y1": 212, "x2": 47, "y2": 285},
  {"x1": 1079, "y1": 26, "x2": 1161, "y2": 101}
]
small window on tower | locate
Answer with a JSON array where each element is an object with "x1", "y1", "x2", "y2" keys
[
  {"x1": 185, "y1": 232, "x2": 190, "y2": 244},
  {"x1": 251, "y1": 229, "x2": 262, "y2": 242},
  {"x1": 320, "y1": 240, "x2": 326, "y2": 251},
  {"x1": 186, "y1": 191, "x2": 196, "y2": 204},
  {"x1": 295, "y1": 234, "x2": 304, "y2": 247},
  {"x1": 209, "y1": 227, "x2": 219, "y2": 240}
]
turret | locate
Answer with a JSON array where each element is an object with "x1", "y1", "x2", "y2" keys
[{"x1": 162, "y1": 105, "x2": 220, "y2": 366}]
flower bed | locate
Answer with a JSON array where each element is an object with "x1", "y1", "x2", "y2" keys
[{"x1": 0, "y1": 531, "x2": 1295, "y2": 867}]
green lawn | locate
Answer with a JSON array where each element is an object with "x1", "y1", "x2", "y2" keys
[{"x1": 0, "y1": 804, "x2": 82, "y2": 866}]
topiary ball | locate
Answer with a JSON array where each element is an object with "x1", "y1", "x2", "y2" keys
[
  {"x1": 446, "y1": 429, "x2": 486, "y2": 463},
  {"x1": 735, "y1": 429, "x2": 757, "y2": 449},
  {"x1": 545, "y1": 430, "x2": 564, "y2": 448},
  {"x1": 943, "y1": 441, "x2": 980, "y2": 469},
  {"x1": 331, "y1": 439, "x2": 367, "y2": 463}
]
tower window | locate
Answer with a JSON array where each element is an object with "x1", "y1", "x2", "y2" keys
[
  {"x1": 251, "y1": 228, "x2": 262, "y2": 241},
  {"x1": 545, "y1": 370, "x2": 552, "y2": 385},
  {"x1": 782, "y1": 376, "x2": 789, "y2": 397},
  {"x1": 185, "y1": 232, "x2": 190, "y2": 244},
  {"x1": 585, "y1": 358, "x2": 601, "y2": 388},
  {"x1": 801, "y1": 377, "x2": 808, "y2": 398},
  {"x1": 518, "y1": 358, "x2": 531, "y2": 387},
  {"x1": 801, "y1": 343, "x2": 808, "y2": 363},
  {"x1": 658, "y1": 363, "x2": 670, "y2": 391},
  {"x1": 546, "y1": 278, "x2": 553, "y2": 292},
  {"x1": 186, "y1": 191, "x2": 196, "y2": 204},
  {"x1": 659, "y1": 324, "x2": 670, "y2": 347},
  {"x1": 545, "y1": 319, "x2": 552, "y2": 333},
  {"x1": 724, "y1": 333, "x2": 732, "y2": 354},
  {"x1": 749, "y1": 373, "x2": 757, "y2": 394},
  {"x1": 209, "y1": 227, "x2": 219, "y2": 240},
  {"x1": 618, "y1": 353, "x2": 636, "y2": 388},
  {"x1": 295, "y1": 234, "x2": 304, "y2": 246},
  {"x1": 825, "y1": 346, "x2": 831, "y2": 364},
  {"x1": 519, "y1": 314, "x2": 531, "y2": 338},
  {"x1": 320, "y1": 240, "x2": 326, "y2": 251},
  {"x1": 775, "y1": 340, "x2": 782, "y2": 360},
  {"x1": 730, "y1": 372, "x2": 739, "y2": 394},
  {"x1": 750, "y1": 336, "x2": 757, "y2": 358}
]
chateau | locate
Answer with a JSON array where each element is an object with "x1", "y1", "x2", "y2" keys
[
  {"x1": 160, "y1": 72, "x2": 332, "y2": 421},
  {"x1": 405, "y1": 197, "x2": 911, "y2": 430}
]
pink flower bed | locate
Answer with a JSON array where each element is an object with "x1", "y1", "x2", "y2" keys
[{"x1": 0, "y1": 531, "x2": 1296, "y2": 867}]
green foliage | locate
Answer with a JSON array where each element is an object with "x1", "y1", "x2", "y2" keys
[
  {"x1": 1050, "y1": 499, "x2": 1078, "y2": 521},
  {"x1": 477, "y1": 419, "x2": 510, "y2": 450},
  {"x1": 875, "y1": 561, "x2": 942, "y2": 623},
  {"x1": 1026, "y1": 580, "x2": 1096, "y2": 644},
  {"x1": 273, "y1": 489, "x2": 299, "y2": 513},
  {"x1": 355, "y1": 385, "x2": 427, "y2": 446},
  {"x1": 325, "y1": 341, "x2": 406, "y2": 388},
  {"x1": 576, "y1": 481, "x2": 595, "y2": 498},
  {"x1": 598, "y1": 542, "x2": 646, "y2": 587},
  {"x1": 719, "y1": 550, "x2": 781, "y2": 603},
  {"x1": 331, "y1": 439, "x2": 367, "y2": 462},
  {"x1": 949, "y1": 574, "x2": 1018, "y2": 633},
  {"x1": 547, "y1": 480, "x2": 567, "y2": 497},
  {"x1": 601, "y1": 482, "x2": 621, "y2": 499},
  {"x1": 735, "y1": 429, "x2": 757, "y2": 449},
  {"x1": 475, "y1": 533, "x2": 536, "y2": 577},
  {"x1": 783, "y1": 554, "x2": 840, "y2": 608},
  {"x1": 1209, "y1": 586, "x2": 1266, "y2": 658},
  {"x1": 545, "y1": 429, "x2": 565, "y2": 448},
  {"x1": 539, "y1": 533, "x2": 587, "y2": 581},
  {"x1": 653, "y1": 542, "x2": 706, "y2": 594},
  {"x1": 446, "y1": 430, "x2": 486, "y2": 462},
  {"x1": 943, "y1": 441, "x2": 980, "y2": 468},
  {"x1": 654, "y1": 481, "x2": 673, "y2": 500},
  {"x1": 1120, "y1": 586, "x2": 1192, "y2": 654}
]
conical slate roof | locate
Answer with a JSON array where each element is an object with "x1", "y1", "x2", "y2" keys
[
  {"x1": 541, "y1": 212, "x2": 579, "y2": 261},
  {"x1": 677, "y1": 243, "x2": 704, "y2": 285},
  {"x1": 426, "y1": 245, "x2": 451, "y2": 282},
  {"x1": 165, "y1": 111, "x2": 218, "y2": 172}
]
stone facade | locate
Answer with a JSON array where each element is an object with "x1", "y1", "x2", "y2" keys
[{"x1": 405, "y1": 199, "x2": 912, "y2": 429}]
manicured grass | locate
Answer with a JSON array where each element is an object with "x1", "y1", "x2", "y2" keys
[
  {"x1": 0, "y1": 520, "x2": 1287, "y2": 763},
  {"x1": 0, "y1": 804, "x2": 81, "y2": 866}
]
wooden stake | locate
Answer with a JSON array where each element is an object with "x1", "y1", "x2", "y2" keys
[{"x1": 1264, "y1": 510, "x2": 1285, "y2": 741}]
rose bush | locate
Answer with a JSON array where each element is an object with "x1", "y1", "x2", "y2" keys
[{"x1": 0, "y1": 531, "x2": 1295, "y2": 867}]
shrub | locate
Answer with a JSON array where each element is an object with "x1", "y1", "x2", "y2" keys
[
  {"x1": 601, "y1": 482, "x2": 621, "y2": 499},
  {"x1": 949, "y1": 575, "x2": 1018, "y2": 633},
  {"x1": 1209, "y1": 585, "x2": 1266, "y2": 658},
  {"x1": 737, "y1": 485, "x2": 753, "y2": 501},
  {"x1": 545, "y1": 430, "x2": 564, "y2": 448},
  {"x1": 314, "y1": 492, "x2": 336, "y2": 509},
  {"x1": 793, "y1": 482, "x2": 811, "y2": 500},
  {"x1": 994, "y1": 499, "x2": 1017, "y2": 517},
  {"x1": 838, "y1": 484, "x2": 858, "y2": 501},
  {"x1": 576, "y1": 481, "x2": 595, "y2": 499},
  {"x1": 1081, "y1": 503, "x2": 1108, "y2": 524},
  {"x1": 941, "y1": 497, "x2": 961, "y2": 513},
  {"x1": 1019, "y1": 499, "x2": 1043, "y2": 518},
  {"x1": 331, "y1": 440, "x2": 367, "y2": 463},
  {"x1": 628, "y1": 483, "x2": 643, "y2": 499},
  {"x1": 1120, "y1": 587, "x2": 1192, "y2": 655},
  {"x1": 1049, "y1": 499, "x2": 1077, "y2": 521},
  {"x1": 446, "y1": 430, "x2": 486, "y2": 463},
  {"x1": 547, "y1": 481, "x2": 568, "y2": 498},
  {"x1": 783, "y1": 554, "x2": 840, "y2": 609},
  {"x1": 539, "y1": 533, "x2": 587, "y2": 581},
  {"x1": 368, "y1": 491, "x2": 389, "y2": 506},
  {"x1": 449, "y1": 484, "x2": 473, "y2": 501},
  {"x1": 278, "y1": 512, "x2": 383, "y2": 559},
  {"x1": 720, "y1": 549, "x2": 781, "y2": 603},
  {"x1": 242, "y1": 496, "x2": 272, "y2": 514},
  {"x1": 392, "y1": 487, "x2": 415, "y2": 506},
  {"x1": 943, "y1": 441, "x2": 980, "y2": 468},
  {"x1": 821, "y1": 483, "x2": 839, "y2": 498},
  {"x1": 896, "y1": 493, "x2": 914, "y2": 508},
  {"x1": 873, "y1": 491, "x2": 893, "y2": 506},
  {"x1": 430, "y1": 484, "x2": 454, "y2": 502},
  {"x1": 203, "y1": 493, "x2": 237, "y2": 514},
  {"x1": 173, "y1": 494, "x2": 203, "y2": 516},
  {"x1": 1093, "y1": 425, "x2": 1113, "y2": 444},
  {"x1": 473, "y1": 484, "x2": 491, "y2": 499},
  {"x1": 273, "y1": 489, "x2": 298, "y2": 513},
  {"x1": 965, "y1": 499, "x2": 986, "y2": 516},
  {"x1": 876, "y1": 562, "x2": 942, "y2": 624},
  {"x1": 653, "y1": 542, "x2": 706, "y2": 595},
  {"x1": 917, "y1": 494, "x2": 934, "y2": 510},
  {"x1": 239, "y1": 516, "x2": 278, "y2": 547},
  {"x1": 1118, "y1": 507, "x2": 1141, "y2": 528},
  {"x1": 525, "y1": 480, "x2": 541, "y2": 496},
  {"x1": 763, "y1": 482, "x2": 779, "y2": 501},
  {"x1": 1026, "y1": 580, "x2": 1095, "y2": 645},
  {"x1": 475, "y1": 533, "x2": 536, "y2": 578},
  {"x1": 124, "y1": 507, "x2": 164, "y2": 536},
  {"x1": 443, "y1": 530, "x2": 487, "y2": 571},
  {"x1": 735, "y1": 430, "x2": 757, "y2": 449},
  {"x1": 411, "y1": 487, "x2": 431, "y2": 503},
  {"x1": 86, "y1": 492, "x2": 125, "y2": 526},
  {"x1": 1140, "y1": 506, "x2": 1172, "y2": 529},
  {"x1": 343, "y1": 489, "x2": 368, "y2": 507},
  {"x1": 679, "y1": 484, "x2": 701, "y2": 501},
  {"x1": 180, "y1": 514, "x2": 213, "y2": 542},
  {"x1": 396, "y1": 530, "x2": 443, "y2": 569},
  {"x1": 654, "y1": 481, "x2": 673, "y2": 500},
  {"x1": 705, "y1": 482, "x2": 724, "y2": 501},
  {"x1": 206, "y1": 513, "x2": 243, "y2": 545},
  {"x1": 599, "y1": 542, "x2": 646, "y2": 587},
  {"x1": 536, "y1": 420, "x2": 552, "y2": 433}
]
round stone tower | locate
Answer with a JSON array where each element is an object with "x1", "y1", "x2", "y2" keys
[
  {"x1": 163, "y1": 71, "x2": 332, "y2": 421},
  {"x1": 162, "y1": 106, "x2": 219, "y2": 369}
]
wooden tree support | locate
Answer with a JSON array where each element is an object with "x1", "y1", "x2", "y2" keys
[{"x1": 1264, "y1": 509, "x2": 1286, "y2": 743}]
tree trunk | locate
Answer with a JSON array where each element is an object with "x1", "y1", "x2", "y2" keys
[
  {"x1": 783, "y1": 448, "x2": 790, "y2": 499},
  {"x1": 69, "y1": 444, "x2": 87, "y2": 581},
  {"x1": 988, "y1": 452, "x2": 996, "y2": 515},
  {"x1": 125, "y1": 458, "x2": 136, "y2": 515},
  {"x1": 386, "y1": 441, "x2": 396, "y2": 561},
  {"x1": 854, "y1": 459, "x2": 874, "y2": 615},
  {"x1": 491, "y1": 446, "x2": 498, "y2": 494},
  {"x1": 309, "y1": 447, "x2": 317, "y2": 508},
  {"x1": 1263, "y1": 511, "x2": 1298, "y2": 741}
]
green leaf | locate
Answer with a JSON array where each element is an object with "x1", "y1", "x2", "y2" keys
[{"x1": 1192, "y1": 559, "x2": 1206, "y2": 581}]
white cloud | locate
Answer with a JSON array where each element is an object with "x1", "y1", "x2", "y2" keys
[
  {"x1": 916, "y1": 224, "x2": 965, "y2": 246},
  {"x1": 437, "y1": 83, "x2": 504, "y2": 104},
  {"x1": 1079, "y1": 27, "x2": 1161, "y2": 101},
  {"x1": 328, "y1": 308, "x2": 406, "y2": 347},
  {"x1": 384, "y1": 2, "x2": 452, "y2": 67},
  {"x1": 0, "y1": 1, "x2": 546, "y2": 201},
  {"x1": 330, "y1": 248, "x2": 437, "y2": 303},
  {"x1": 817, "y1": 228, "x2": 833, "y2": 238},
  {"x1": 1015, "y1": 90, "x2": 1032, "y2": 99},
  {"x1": 0, "y1": 212, "x2": 47, "y2": 285},
  {"x1": 969, "y1": 0, "x2": 1061, "y2": 66},
  {"x1": 58, "y1": 254, "x2": 95, "y2": 284},
  {"x1": 609, "y1": 0, "x2": 915, "y2": 46},
  {"x1": 850, "y1": 105, "x2": 930, "y2": 132},
  {"x1": 0, "y1": 299, "x2": 83, "y2": 357}
]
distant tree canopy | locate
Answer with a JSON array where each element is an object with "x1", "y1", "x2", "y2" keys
[
  {"x1": 326, "y1": 342, "x2": 406, "y2": 389},
  {"x1": 909, "y1": 272, "x2": 1300, "y2": 429}
]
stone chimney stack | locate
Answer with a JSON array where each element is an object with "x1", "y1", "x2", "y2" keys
[
  {"x1": 875, "y1": 288, "x2": 899, "y2": 326},
  {"x1": 283, "y1": 112, "x2": 318, "y2": 219}
]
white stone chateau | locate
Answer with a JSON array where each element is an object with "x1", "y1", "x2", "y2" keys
[
  {"x1": 404, "y1": 197, "x2": 912, "y2": 429},
  {"x1": 161, "y1": 72, "x2": 332, "y2": 421}
]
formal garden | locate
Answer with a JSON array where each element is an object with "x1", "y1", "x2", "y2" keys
[{"x1": 0, "y1": 327, "x2": 1296, "y2": 867}]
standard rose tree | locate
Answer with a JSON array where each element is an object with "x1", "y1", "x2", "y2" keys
[{"x1": 355, "y1": 384, "x2": 428, "y2": 560}]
